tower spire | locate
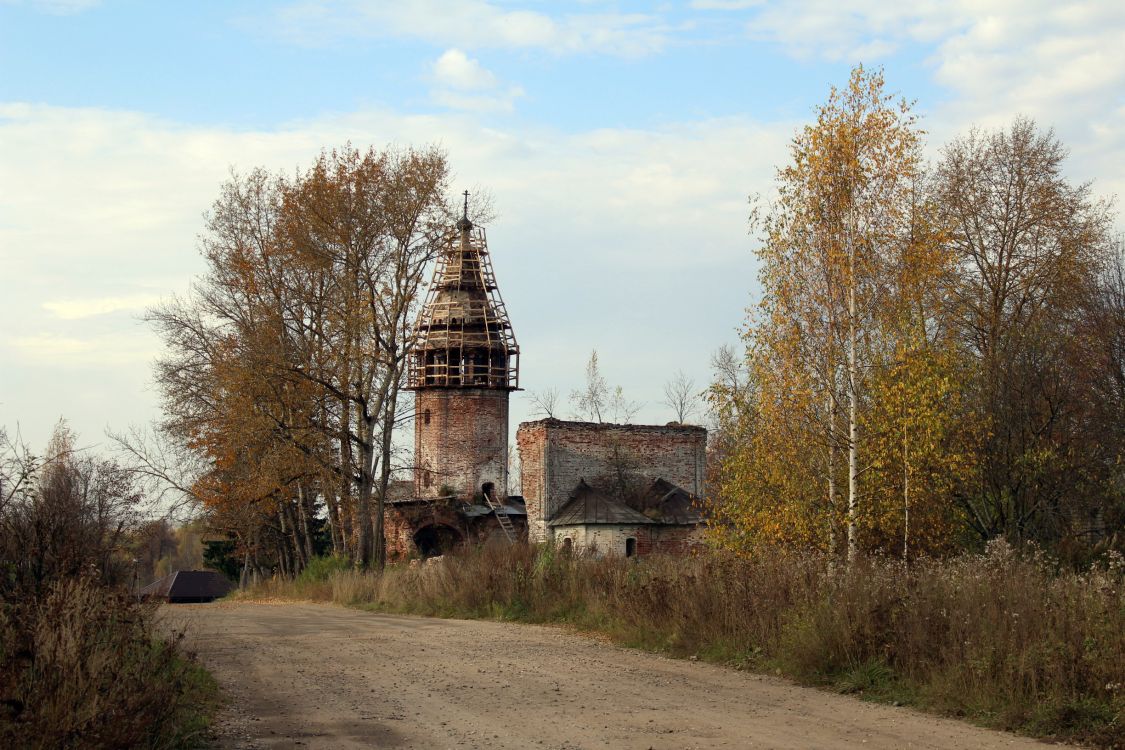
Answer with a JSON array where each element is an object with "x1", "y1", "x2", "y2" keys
[
  {"x1": 457, "y1": 189, "x2": 473, "y2": 231},
  {"x1": 409, "y1": 201, "x2": 518, "y2": 391}
]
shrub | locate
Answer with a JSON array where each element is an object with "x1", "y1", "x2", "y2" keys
[
  {"x1": 0, "y1": 423, "x2": 219, "y2": 749},
  {"x1": 0, "y1": 576, "x2": 217, "y2": 749}
]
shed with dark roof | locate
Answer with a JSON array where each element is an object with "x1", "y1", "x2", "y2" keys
[
  {"x1": 548, "y1": 479, "x2": 655, "y2": 527},
  {"x1": 639, "y1": 478, "x2": 705, "y2": 525},
  {"x1": 546, "y1": 478, "x2": 707, "y2": 557},
  {"x1": 138, "y1": 570, "x2": 233, "y2": 603}
]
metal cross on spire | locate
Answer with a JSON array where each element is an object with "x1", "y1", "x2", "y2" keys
[{"x1": 456, "y1": 189, "x2": 473, "y2": 231}]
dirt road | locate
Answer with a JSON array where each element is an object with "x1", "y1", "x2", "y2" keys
[{"x1": 174, "y1": 602, "x2": 1050, "y2": 750}]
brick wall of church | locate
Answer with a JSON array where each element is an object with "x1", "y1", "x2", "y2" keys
[
  {"x1": 414, "y1": 389, "x2": 510, "y2": 501},
  {"x1": 551, "y1": 524, "x2": 707, "y2": 557},
  {"x1": 384, "y1": 501, "x2": 527, "y2": 561},
  {"x1": 516, "y1": 419, "x2": 707, "y2": 542}
]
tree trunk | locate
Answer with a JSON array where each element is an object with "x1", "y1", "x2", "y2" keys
[
  {"x1": 284, "y1": 499, "x2": 306, "y2": 571},
  {"x1": 847, "y1": 238, "x2": 859, "y2": 565},
  {"x1": 903, "y1": 421, "x2": 910, "y2": 564},
  {"x1": 339, "y1": 396, "x2": 355, "y2": 560},
  {"x1": 827, "y1": 384, "x2": 838, "y2": 559},
  {"x1": 297, "y1": 483, "x2": 315, "y2": 562},
  {"x1": 325, "y1": 494, "x2": 344, "y2": 554},
  {"x1": 374, "y1": 375, "x2": 402, "y2": 571},
  {"x1": 239, "y1": 545, "x2": 250, "y2": 590},
  {"x1": 354, "y1": 413, "x2": 376, "y2": 569}
]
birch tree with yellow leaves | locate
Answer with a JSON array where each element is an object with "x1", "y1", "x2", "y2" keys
[{"x1": 709, "y1": 66, "x2": 966, "y2": 560}]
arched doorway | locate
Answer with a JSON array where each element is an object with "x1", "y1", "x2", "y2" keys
[{"x1": 412, "y1": 524, "x2": 464, "y2": 557}]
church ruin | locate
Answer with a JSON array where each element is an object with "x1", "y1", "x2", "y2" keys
[
  {"x1": 517, "y1": 420, "x2": 706, "y2": 556},
  {"x1": 384, "y1": 198, "x2": 706, "y2": 560}
]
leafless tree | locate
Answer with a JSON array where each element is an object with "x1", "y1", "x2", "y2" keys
[
  {"x1": 709, "y1": 344, "x2": 746, "y2": 399},
  {"x1": 608, "y1": 386, "x2": 643, "y2": 424},
  {"x1": 570, "y1": 350, "x2": 642, "y2": 423},
  {"x1": 528, "y1": 387, "x2": 561, "y2": 419},
  {"x1": 1, "y1": 421, "x2": 145, "y2": 596},
  {"x1": 570, "y1": 350, "x2": 608, "y2": 422},
  {"x1": 506, "y1": 441, "x2": 522, "y2": 495},
  {"x1": 108, "y1": 424, "x2": 207, "y2": 519},
  {"x1": 662, "y1": 370, "x2": 700, "y2": 423},
  {"x1": 0, "y1": 426, "x2": 36, "y2": 517}
]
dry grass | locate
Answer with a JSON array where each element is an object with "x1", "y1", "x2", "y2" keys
[
  {"x1": 0, "y1": 423, "x2": 220, "y2": 748},
  {"x1": 253, "y1": 541, "x2": 1125, "y2": 748},
  {"x1": 0, "y1": 576, "x2": 218, "y2": 749}
]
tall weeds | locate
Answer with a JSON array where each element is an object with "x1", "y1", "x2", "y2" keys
[
  {"x1": 0, "y1": 423, "x2": 219, "y2": 749},
  {"x1": 0, "y1": 576, "x2": 217, "y2": 749},
  {"x1": 254, "y1": 541, "x2": 1124, "y2": 747}
]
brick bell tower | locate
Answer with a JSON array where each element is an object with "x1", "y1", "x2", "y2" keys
[{"x1": 408, "y1": 192, "x2": 520, "y2": 502}]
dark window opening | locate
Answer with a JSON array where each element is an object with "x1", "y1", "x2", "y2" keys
[
  {"x1": 413, "y1": 524, "x2": 463, "y2": 558},
  {"x1": 482, "y1": 481, "x2": 495, "y2": 500},
  {"x1": 423, "y1": 408, "x2": 431, "y2": 425},
  {"x1": 423, "y1": 470, "x2": 432, "y2": 488},
  {"x1": 561, "y1": 537, "x2": 573, "y2": 553},
  {"x1": 625, "y1": 537, "x2": 637, "y2": 558}
]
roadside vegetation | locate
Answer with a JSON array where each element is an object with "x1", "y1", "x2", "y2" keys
[
  {"x1": 249, "y1": 543, "x2": 1124, "y2": 749},
  {"x1": 0, "y1": 423, "x2": 218, "y2": 749}
]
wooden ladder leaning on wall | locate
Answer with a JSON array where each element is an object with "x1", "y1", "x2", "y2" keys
[{"x1": 483, "y1": 488, "x2": 516, "y2": 543}]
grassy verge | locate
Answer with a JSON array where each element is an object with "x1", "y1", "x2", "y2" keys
[
  {"x1": 247, "y1": 542, "x2": 1124, "y2": 748},
  {"x1": 0, "y1": 576, "x2": 220, "y2": 749}
]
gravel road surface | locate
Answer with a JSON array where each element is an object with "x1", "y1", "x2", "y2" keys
[{"x1": 173, "y1": 601, "x2": 1051, "y2": 750}]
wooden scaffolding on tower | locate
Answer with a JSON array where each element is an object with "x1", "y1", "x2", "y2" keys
[{"x1": 408, "y1": 222, "x2": 520, "y2": 390}]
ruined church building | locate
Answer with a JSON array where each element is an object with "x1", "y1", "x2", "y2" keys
[{"x1": 384, "y1": 198, "x2": 707, "y2": 559}]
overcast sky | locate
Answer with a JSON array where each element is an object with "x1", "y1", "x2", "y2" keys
[{"x1": 2, "y1": 0, "x2": 1123, "y2": 452}]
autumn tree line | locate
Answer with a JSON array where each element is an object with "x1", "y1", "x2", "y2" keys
[
  {"x1": 113, "y1": 65, "x2": 1121, "y2": 577},
  {"x1": 132, "y1": 145, "x2": 462, "y2": 575},
  {"x1": 706, "y1": 66, "x2": 1123, "y2": 564}
]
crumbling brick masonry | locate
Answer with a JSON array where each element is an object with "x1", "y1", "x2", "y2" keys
[{"x1": 517, "y1": 419, "x2": 707, "y2": 544}]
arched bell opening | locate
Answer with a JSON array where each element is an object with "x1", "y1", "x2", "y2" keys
[{"x1": 412, "y1": 524, "x2": 464, "y2": 558}]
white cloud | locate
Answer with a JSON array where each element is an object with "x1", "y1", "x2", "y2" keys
[
  {"x1": 690, "y1": 0, "x2": 763, "y2": 9},
  {"x1": 430, "y1": 86, "x2": 525, "y2": 114},
  {"x1": 43, "y1": 294, "x2": 162, "y2": 320},
  {"x1": 6, "y1": 332, "x2": 157, "y2": 365},
  {"x1": 6, "y1": 2, "x2": 1123, "y2": 448},
  {"x1": 0, "y1": 100, "x2": 786, "y2": 446},
  {"x1": 272, "y1": 0, "x2": 672, "y2": 57},
  {"x1": 428, "y1": 48, "x2": 523, "y2": 112},
  {"x1": 741, "y1": 1, "x2": 1125, "y2": 210},
  {"x1": 433, "y1": 49, "x2": 498, "y2": 90},
  {"x1": 0, "y1": 100, "x2": 780, "y2": 271},
  {"x1": 1, "y1": 0, "x2": 100, "y2": 14},
  {"x1": 8, "y1": 334, "x2": 95, "y2": 357},
  {"x1": 745, "y1": 1, "x2": 963, "y2": 60}
]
